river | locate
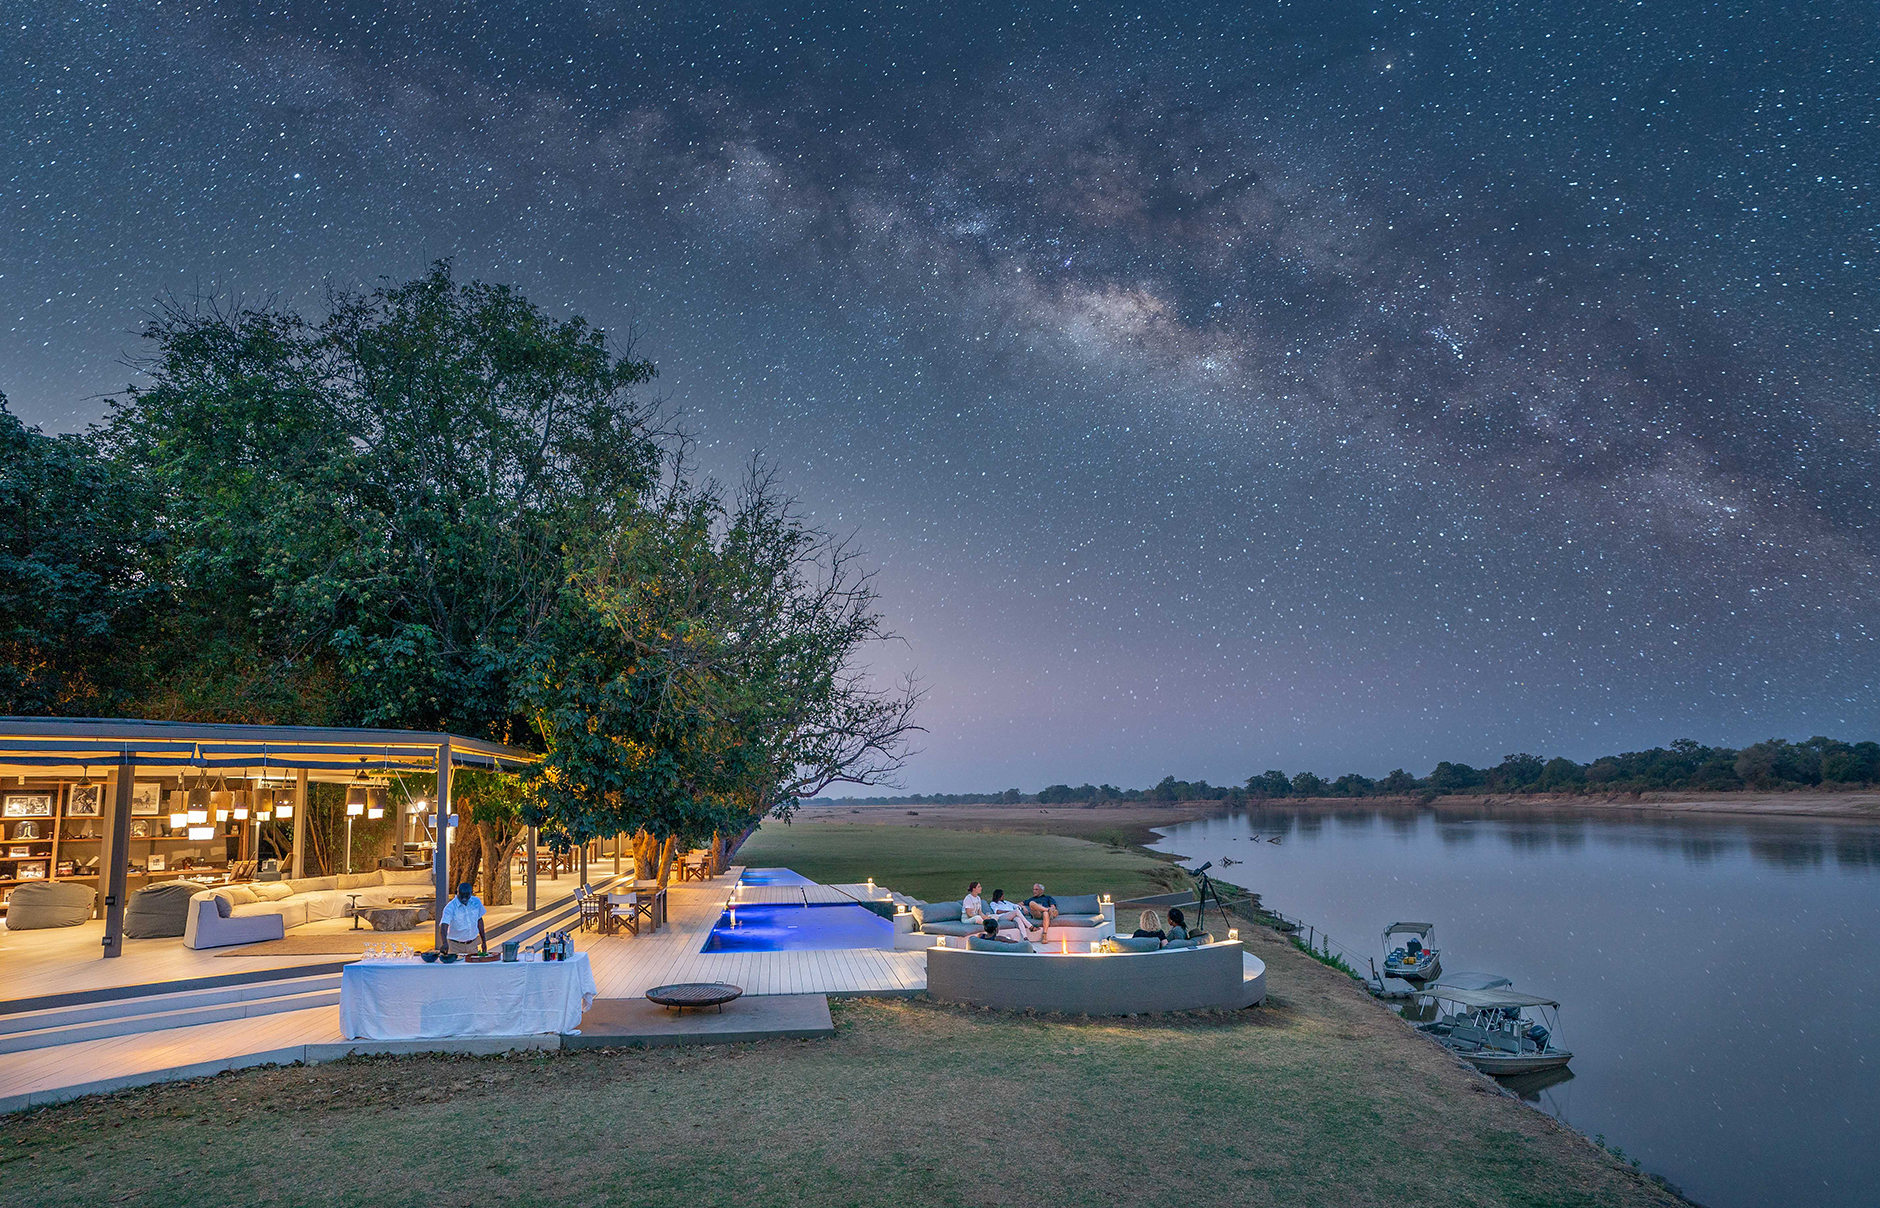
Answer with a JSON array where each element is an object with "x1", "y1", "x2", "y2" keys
[{"x1": 1149, "y1": 805, "x2": 1880, "y2": 1208}]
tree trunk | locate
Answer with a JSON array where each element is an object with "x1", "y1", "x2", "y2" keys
[
  {"x1": 478, "y1": 821, "x2": 522, "y2": 906},
  {"x1": 709, "y1": 831, "x2": 724, "y2": 875},
  {"x1": 656, "y1": 834, "x2": 678, "y2": 887},
  {"x1": 449, "y1": 831, "x2": 482, "y2": 898}
]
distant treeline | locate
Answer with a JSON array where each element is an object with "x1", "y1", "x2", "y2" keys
[{"x1": 810, "y1": 736, "x2": 1880, "y2": 806}]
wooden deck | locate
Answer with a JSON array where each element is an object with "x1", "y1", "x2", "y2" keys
[{"x1": 0, "y1": 866, "x2": 927, "y2": 1111}]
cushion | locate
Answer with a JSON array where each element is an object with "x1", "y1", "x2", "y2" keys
[
  {"x1": 968, "y1": 936, "x2": 1034, "y2": 953},
  {"x1": 213, "y1": 894, "x2": 232, "y2": 919},
  {"x1": 337, "y1": 873, "x2": 376, "y2": 890},
  {"x1": 275, "y1": 900, "x2": 309, "y2": 930},
  {"x1": 1106, "y1": 935, "x2": 1162, "y2": 953},
  {"x1": 253, "y1": 881, "x2": 295, "y2": 902},
  {"x1": 222, "y1": 885, "x2": 260, "y2": 906},
  {"x1": 230, "y1": 902, "x2": 285, "y2": 919},
  {"x1": 2, "y1": 881, "x2": 95, "y2": 929},
  {"x1": 1054, "y1": 893, "x2": 1102, "y2": 915},
  {"x1": 123, "y1": 882, "x2": 199, "y2": 938},
  {"x1": 922, "y1": 920, "x2": 981, "y2": 937},
  {"x1": 913, "y1": 900, "x2": 961, "y2": 926},
  {"x1": 1054, "y1": 914, "x2": 1106, "y2": 928},
  {"x1": 381, "y1": 868, "x2": 431, "y2": 886},
  {"x1": 288, "y1": 876, "x2": 338, "y2": 893},
  {"x1": 1162, "y1": 936, "x2": 1200, "y2": 950}
]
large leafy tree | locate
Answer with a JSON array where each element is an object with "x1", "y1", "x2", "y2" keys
[{"x1": 0, "y1": 397, "x2": 164, "y2": 714}]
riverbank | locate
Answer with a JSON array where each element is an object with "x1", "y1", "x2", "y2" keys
[{"x1": 797, "y1": 786, "x2": 1880, "y2": 837}]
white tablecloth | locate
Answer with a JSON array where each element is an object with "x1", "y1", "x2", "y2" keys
[{"x1": 340, "y1": 953, "x2": 598, "y2": 1040}]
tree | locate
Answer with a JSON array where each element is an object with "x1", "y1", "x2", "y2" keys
[
  {"x1": 0, "y1": 398, "x2": 164, "y2": 714},
  {"x1": 1427, "y1": 761, "x2": 1485, "y2": 794},
  {"x1": 1379, "y1": 768, "x2": 1419, "y2": 795},
  {"x1": 1290, "y1": 771, "x2": 1327, "y2": 798},
  {"x1": 1490, "y1": 753, "x2": 1546, "y2": 791},
  {"x1": 1246, "y1": 770, "x2": 1291, "y2": 798}
]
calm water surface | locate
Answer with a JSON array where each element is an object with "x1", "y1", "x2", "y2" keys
[{"x1": 1150, "y1": 807, "x2": 1880, "y2": 1208}]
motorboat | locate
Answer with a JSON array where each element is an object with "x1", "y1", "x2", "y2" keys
[
  {"x1": 1381, "y1": 921, "x2": 1440, "y2": 981},
  {"x1": 1418, "y1": 984, "x2": 1572, "y2": 1075}
]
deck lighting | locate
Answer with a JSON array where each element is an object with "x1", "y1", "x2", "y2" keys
[
  {"x1": 187, "y1": 825, "x2": 215, "y2": 841},
  {"x1": 1090, "y1": 940, "x2": 1104, "y2": 954},
  {"x1": 1100, "y1": 893, "x2": 1111, "y2": 903},
  {"x1": 1227, "y1": 928, "x2": 1239, "y2": 942},
  {"x1": 932, "y1": 936, "x2": 945, "y2": 948}
]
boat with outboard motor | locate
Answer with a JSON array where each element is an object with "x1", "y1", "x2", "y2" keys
[
  {"x1": 1416, "y1": 983, "x2": 1572, "y2": 1075},
  {"x1": 1381, "y1": 921, "x2": 1440, "y2": 981}
]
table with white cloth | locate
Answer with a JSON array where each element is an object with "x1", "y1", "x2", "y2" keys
[{"x1": 340, "y1": 953, "x2": 598, "y2": 1040}]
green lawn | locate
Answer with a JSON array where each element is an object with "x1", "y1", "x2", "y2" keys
[{"x1": 737, "y1": 820, "x2": 1184, "y2": 903}]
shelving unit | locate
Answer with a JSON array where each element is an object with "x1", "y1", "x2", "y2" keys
[{"x1": 0, "y1": 779, "x2": 236, "y2": 919}]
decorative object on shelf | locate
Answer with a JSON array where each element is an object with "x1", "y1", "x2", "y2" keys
[
  {"x1": 2, "y1": 793, "x2": 53, "y2": 818},
  {"x1": 56, "y1": 860, "x2": 76, "y2": 876},
  {"x1": 147, "y1": 854, "x2": 167, "y2": 872},
  {"x1": 130, "y1": 819, "x2": 149, "y2": 837},
  {"x1": 130, "y1": 782, "x2": 162, "y2": 816},
  {"x1": 13, "y1": 819, "x2": 39, "y2": 840},
  {"x1": 67, "y1": 782, "x2": 104, "y2": 817},
  {"x1": 17, "y1": 860, "x2": 47, "y2": 880},
  {"x1": 7, "y1": 846, "x2": 31, "y2": 857}
]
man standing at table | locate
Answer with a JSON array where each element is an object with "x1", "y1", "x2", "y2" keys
[{"x1": 439, "y1": 881, "x2": 487, "y2": 955}]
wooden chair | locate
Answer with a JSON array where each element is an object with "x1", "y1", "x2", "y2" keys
[
  {"x1": 606, "y1": 892, "x2": 639, "y2": 936},
  {"x1": 576, "y1": 886, "x2": 606, "y2": 933}
]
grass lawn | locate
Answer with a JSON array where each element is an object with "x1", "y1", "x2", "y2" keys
[
  {"x1": 2, "y1": 818, "x2": 1685, "y2": 1207},
  {"x1": 737, "y1": 820, "x2": 1186, "y2": 903}
]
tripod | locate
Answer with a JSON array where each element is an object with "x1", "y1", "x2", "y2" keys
[{"x1": 1186, "y1": 864, "x2": 1232, "y2": 936}]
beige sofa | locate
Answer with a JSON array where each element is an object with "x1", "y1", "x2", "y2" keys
[{"x1": 183, "y1": 869, "x2": 436, "y2": 949}]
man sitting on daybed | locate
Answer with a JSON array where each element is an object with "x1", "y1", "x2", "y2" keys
[{"x1": 1024, "y1": 883, "x2": 1058, "y2": 940}]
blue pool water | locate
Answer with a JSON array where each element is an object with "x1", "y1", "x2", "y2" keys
[
  {"x1": 700, "y1": 902, "x2": 892, "y2": 952},
  {"x1": 736, "y1": 867, "x2": 817, "y2": 886}
]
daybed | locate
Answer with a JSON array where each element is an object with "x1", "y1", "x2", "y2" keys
[
  {"x1": 910, "y1": 893, "x2": 1115, "y2": 945},
  {"x1": 927, "y1": 939, "x2": 1265, "y2": 1015},
  {"x1": 183, "y1": 868, "x2": 436, "y2": 949}
]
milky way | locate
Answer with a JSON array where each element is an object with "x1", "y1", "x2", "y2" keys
[{"x1": 3, "y1": 2, "x2": 1874, "y2": 790}]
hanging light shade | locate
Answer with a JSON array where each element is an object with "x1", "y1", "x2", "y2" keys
[
  {"x1": 273, "y1": 789, "x2": 294, "y2": 819},
  {"x1": 257, "y1": 804, "x2": 273, "y2": 821},
  {"x1": 346, "y1": 777, "x2": 368, "y2": 810},
  {"x1": 215, "y1": 807, "x2": 230, "y2": 822},
  {"x1": 168, "y1": 789, "x2": 189, "y2": 813},
  {"x1": 187, "y1": 781, "x2": 211, "y2": 810},
  {"x1": 347, "y1": 799, "x2": 365, "y2": 817},
  {"x1": 187, "y1": 825, "x2": 215, "y2": 841},
  {"x1": 186, "y1": 806, "x2": 208, "y2": 825},
  {"x1": 168, "y1": 810, "x2": 188, "y2": 829}
]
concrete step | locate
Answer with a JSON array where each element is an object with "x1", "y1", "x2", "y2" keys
[{"x1": 0, "y1": 980, "x2": 340, "y2": 1054}]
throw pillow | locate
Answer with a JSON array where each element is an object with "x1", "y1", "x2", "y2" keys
[{"x1": 213, "y1": 894, "x2": 232, "y2": 919}]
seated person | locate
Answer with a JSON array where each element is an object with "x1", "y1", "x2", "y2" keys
[
  {"x1": 987, "y1": 889, "x2": 1038, "y2": 939},
  {"x1": 980, "y1": 916, "x2": 1001, "y2": 939},
  {"x1": 1131, "y1": 908, "x2": 1167, "y2": 940},
  {"x1": 1164, "y1": 906, "x2": 1190, "y2": 942},
  {"x1": 962, "y1": 880, "x2": 985, "y2": 921},
  {"x1": 1024, "y1": 883, "x2": 1058, "y2": 940}
]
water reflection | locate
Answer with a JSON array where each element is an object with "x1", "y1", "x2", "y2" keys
[
  {"x1": 1152, "y1": 806, "x2": 1880, "y2": 1208},
  {"x1": 1500, "y1": 1066, "x2": 1576, "y2": 1104}
]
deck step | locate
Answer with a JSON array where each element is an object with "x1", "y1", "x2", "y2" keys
[{"x1": 0, "y1": 979, "x2": 340, "y2": 1054}]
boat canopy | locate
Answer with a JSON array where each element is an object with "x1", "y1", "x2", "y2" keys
[
  {"x1": 1384, "y1": 922, "x2": 1434, "y2": 936},
  {"x1": 1439, "y1": 972, "x2": 1512, "y2": 991},
  {"x1": 1425, "y1": 985, "x2": 1559, "y2": 1010}
]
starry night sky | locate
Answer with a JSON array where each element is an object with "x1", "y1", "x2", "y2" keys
[{"x1": 3, "y1": 2, "x2": 1875, "y2": 791}]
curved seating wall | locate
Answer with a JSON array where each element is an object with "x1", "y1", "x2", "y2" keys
[{"x1": 926, "y1": 941, "x2": 1265, "y2": 1015}]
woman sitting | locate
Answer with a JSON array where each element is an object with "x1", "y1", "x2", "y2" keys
[
  {"x1": 1131, "y1": 909, "x2": 1167, "y2": 941},
  {"x1": 987, "y1": 889, "x2": 1039, "y2": 939},
  {"x1": 961, "y1": 881, "x2": 985, "y2": 921},
  {"x1": 1164, "y1": 907, "x2": 1190, "y2": 941}
]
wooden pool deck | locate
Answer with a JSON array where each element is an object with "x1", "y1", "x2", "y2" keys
[{"x1": 0, "y1": 867, "x2": 925, "y2": 1112}]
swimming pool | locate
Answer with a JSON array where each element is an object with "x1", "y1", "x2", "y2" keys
[
  {"x1": 700, "y1": 901, "x2": 892, "y2": 952},
  {"x1": 736, "y1": 867, "x2": 818, "y2": 886}
]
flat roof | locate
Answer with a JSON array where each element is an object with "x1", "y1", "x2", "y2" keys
[{"x1": 0, "y1": 717, "x2": 539, "y2": 779}]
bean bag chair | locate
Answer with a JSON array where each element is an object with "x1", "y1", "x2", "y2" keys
[
  {"x1": 124, "y1": 881, "x2": 199, "y2": 938},
  {"x1": 4, "y1": 880, "x2": 95, "y2": 929}
]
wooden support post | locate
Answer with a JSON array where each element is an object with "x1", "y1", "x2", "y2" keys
[
  {"x1": 433, "y1": 740, "x2": 452, "y2": 947},
  {"x1": 526, "y1": 825, "x2": 537, "y2": 912},
  {"x1": 613, "y1": 832, "x2": 621, "y2": 875},
  {"x1": 291, "y1": 768, "x2": 308, "y2": 878},
  {"x1": 100, "y1": 756, "x2": 134, "y2": 959}
]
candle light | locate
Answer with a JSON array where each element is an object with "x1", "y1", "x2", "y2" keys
[{"x1": 1228, "y1": 928, "x2": 1240, "y2": 942}]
